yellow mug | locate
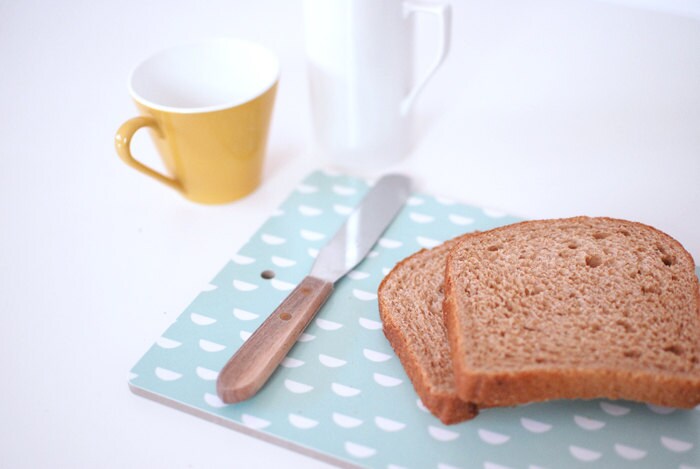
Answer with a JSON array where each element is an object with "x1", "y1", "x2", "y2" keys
[{"x1": 115, "y1": 39, "x2": 279, "y2": 204}]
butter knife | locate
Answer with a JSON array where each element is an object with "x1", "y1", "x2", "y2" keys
[{"x1": 216, "y1": 174, "x2": 412, "y2": 403}]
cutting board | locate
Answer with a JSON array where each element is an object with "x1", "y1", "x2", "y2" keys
[{"x1": 129, "y1": 169, "x2": 700, "y2": 469}]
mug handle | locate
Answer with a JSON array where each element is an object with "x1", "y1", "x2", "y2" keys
[
  {"x1": 401, "y1": 0, "x2": 452, "y2": 115},
  {"x1": 114, "y1": 116, "x2": 183, "y2": 192}
]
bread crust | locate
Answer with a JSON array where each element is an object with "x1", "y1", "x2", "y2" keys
[
  {"x1": 381, "y1": 313, "x2": 478, "y2": 423},
  {"x1": 378, "y1": 241, "x2": 479, "y2": 424},
  {"x1": 444, "y1": 216, "x2": 700, "y2": 408}
]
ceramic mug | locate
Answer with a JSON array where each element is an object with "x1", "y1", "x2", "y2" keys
[
  {"x1": 304, "y1": 0, "x2": 451, "y2": 170},
  {"x1": 115, "y1": 38, "x2": 279, "y2": 204}
]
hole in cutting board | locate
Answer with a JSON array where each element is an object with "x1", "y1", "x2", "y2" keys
[{"x1": 261, "y1": 270, "x2": 275, "y2": 279}]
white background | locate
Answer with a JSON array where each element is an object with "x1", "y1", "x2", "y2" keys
[{"x1": 1, "y1": 0, "x2": 698, "y2": 468}]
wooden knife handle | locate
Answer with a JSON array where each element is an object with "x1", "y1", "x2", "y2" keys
[{"x1": 216, "y1": 276, "x2": 333, "y2": 403}]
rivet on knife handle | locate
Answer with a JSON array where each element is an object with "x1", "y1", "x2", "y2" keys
[{"x1": 217, "y1": 276, "x2": 333, "y2": 403}]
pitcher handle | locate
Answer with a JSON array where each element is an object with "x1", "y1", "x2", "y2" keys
[{"x1": 401, "y1": 0, "x2": 452, "y2": 115}]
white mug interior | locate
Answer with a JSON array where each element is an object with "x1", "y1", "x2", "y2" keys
[{"x1": 129, "y1": 38, "x2": 280, "y2": 113}]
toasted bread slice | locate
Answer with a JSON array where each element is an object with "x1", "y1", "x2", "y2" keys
[
  {"x1": 444, "y1": 217, "x2": 700, "y2": 408},
  {"x1": 379, "y1": 235, "x2": 478, "y2": 424}
]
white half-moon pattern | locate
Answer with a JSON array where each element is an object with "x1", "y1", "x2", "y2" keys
[
  {"x1": 484, "y1": 463, "x2": 513, "y2": 469},
  {"x1": 448, "y1": 214, "x2": 475, "y2": 226},
  {"x1": 203, "y1": 393, "x2": 226, "y2": 408},
  {"x1": 363, "y1": 349, "x2": 392, "y2": 362},
  {"x1": 373, "y1": 373, "x2": 402, "y2": 387},
  {"x1": 271, "y1": 256, "x2": 297, "y2": 267},
  {"x1": 375, "y1": 416, "x2": 406, "y2": 432},
  {"x1": 435, "y1": 196, "x2": 456, "y2": 205},
  {"x1": 319, "y1": 354, "x2": 347, "y2": 368},
  {"x1": 333, "y1": 185, "x2": 357, "y2": 196},
  {"x1": 155, "y1": 367, "x2": 182, "y2": 381},
  {"x1": 232, "y1": 254, "x2": 256, "y2": 265},
  {"x1": 478, "y1": 429, "x2": 510, "y2": 445},
  {"x1": 359, "y1": 317, "x2": 382, "y2": 330},
  {"x1": 280, "y1": 357, "x2": 305, "y2": 368},
  {"x1": 407, "y1": 196, "x2": 425, "y2": 206},
  {"x1": 333, "y1": 204, "x2": 353, "y2": 215},
  {"x1": 241, "y1": 413, "x2": 271, "y2": 429},
  {"x1": 600, "y1": 402, "x2": 630, "y2": 416},
  {"x1": 347, "y1": 270, "x2": 370, "y2": 280},
  {"x1": 332, "y1": 383, "x2": 361, "y2": 397},
  {"x1": 332, "y1": 412, "x2": 363, "y2": 428},
  {"x1": 344, "y1": 441, "x2": 376, "y2": 458},
  {"x1": 298, "y1": 332, "x2": 316, "y2": 342},
  {"x1": 416, "y1": 236, "x2": 441, "y2": 248},
  {"x1": 574, "y1": 415, "x2": 606, "y2": 431},
  {"x1": 308, "y1": 248, "x2": 319, "y2": 258},
  {"x1": 437, "y1": 464, "x2": 462, "y2": 469},
  {"x1": 520, "y1": 418, "x2": 552, "y2": 433},
  {"x1": 261, "y1": 233, "x2": 286, "y2": 245},
  {"x1": 198, "y1": 339, "x2": 226, "y2": 352},
  {"x1": 428, "y1": 426, "x2": 459, "y2": 442},
  {"x1": 233, "y1": 279, "x2": 258, "y2": 291},
  {"x1": 195, "y1": 367, "x2": 218, "y2": 381},
  {"x1": 284, "y1": 379, "x2": 314, "y2": 394},
  {"x1": 660, "y1": 436, "x2": 693, "y2": 452},
  {"x1": 614, "y1": 444, "x2": 647, "y2": 460},
  {"x1": 379, "y1": 238, "x2": 403, "y2": 249},
  {"x1": 190, "y1": 313, "x2": 216, "y2": 326},
  {"x1": 233, "y1": 308, "x2": 259, "y2": 321},
  {"x1": 353, "y1": 289, "x2": 377, "y2": 301},
  {"x1": 271, "y1": 279, "x2": 295, "y2": 291},
  {"x1": 289, "y1": 413, "x2": 319, "y2": 429},
  {"x1": 239, "y1": 330, "x2": 251, "y2": 341},
  {"x1": 315, "y1": 318, "x2": 343, "y2": 330},
  {"x1": 569, "y1": 446, "x2": 602, "y2": 462},
  {"x1": 156, "y1": 337, "x2": 181, "y2": 349},
  {"x1": 647, "y1": 404, "x2": 676, "y2": 414},
  {"x1": 409, "y1": 212, "x2": 434, "y2": 223},
  {"x1": 300, "y1": 229, "x2": 325, "y2": 241},
  {"x1": 298, "y1": 205, "x2": 323, "y2": 216}
]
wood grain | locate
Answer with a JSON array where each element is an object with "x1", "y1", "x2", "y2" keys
[{"x1": 217, "y1": 275, "x2": 333, "y2": 403}]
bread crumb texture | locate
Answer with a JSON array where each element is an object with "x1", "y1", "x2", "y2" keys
[
  {"x1": 379, "y1": 236, "x2": 477, "y2": 423},
  {"x1": 446, "y1": 217, "x2": 700, "y2": 407}
]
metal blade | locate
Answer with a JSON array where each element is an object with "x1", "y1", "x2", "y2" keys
[{"x1": 310, "y1": 174, "x2": 412, "y2": 283}]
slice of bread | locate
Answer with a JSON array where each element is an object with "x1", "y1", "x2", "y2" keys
[
  {"x1": 444, "y1": 216, "x2": 700, "y2": 408},
  {"x1": 378, "y1": 235, "x2": 478, "y2": 424}
]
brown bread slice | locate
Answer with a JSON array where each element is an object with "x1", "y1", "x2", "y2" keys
[
  {"x1": 444, "y1": 217, "x2": 700, "y2": 408},
  {"x1": 378, "y1": 235, "x2": 478, "y2": 424}
]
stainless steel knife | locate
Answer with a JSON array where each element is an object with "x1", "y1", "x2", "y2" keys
[{"x1": 216, "y1": 174, "x2": 412, "y2": 403}]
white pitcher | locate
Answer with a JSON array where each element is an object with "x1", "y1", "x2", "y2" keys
[{"x1": 304, "y1": 0, "x2": 451, "y2": 170}]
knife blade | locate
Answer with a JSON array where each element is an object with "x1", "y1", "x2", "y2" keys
[{"x1": 216, "y1": 174, "x2": 412, "y2": 403}]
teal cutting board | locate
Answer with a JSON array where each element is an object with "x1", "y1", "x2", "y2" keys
[{"x1": 129, "y1": 169, "x2": 700, "y2": 469}]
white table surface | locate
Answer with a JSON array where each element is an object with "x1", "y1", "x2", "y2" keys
[{"x1": 1, "y1": 1, "x2": 698, "y2": 467}]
